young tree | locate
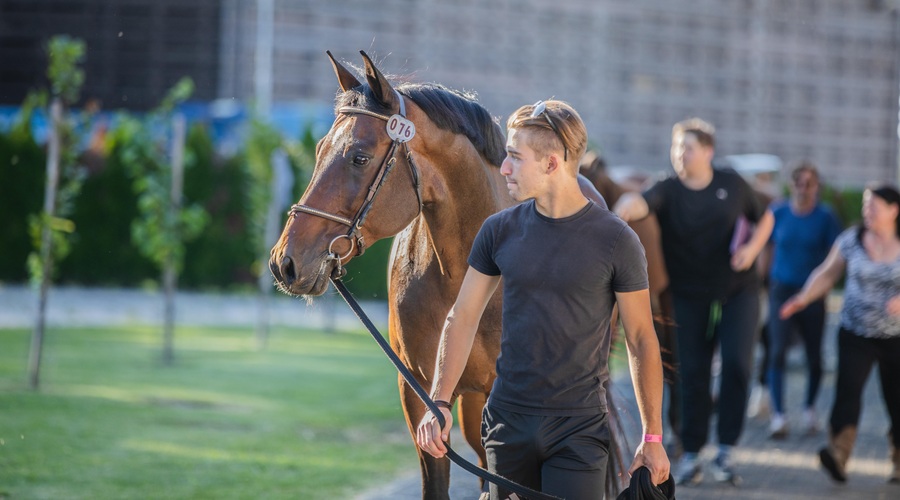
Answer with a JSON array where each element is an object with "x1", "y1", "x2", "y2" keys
[
  {"x1": 245, "y1": 118, "x2": 288, "y2": 349},
  {"x1": 111, "y1": 78, "x2": 208, "y2": 365},
  {"x1": 28, "y1": 35, "x2": 88, "y2": 390},
  {"x1": 246, "y1": 121, "x2": 319, "y2": 347}
]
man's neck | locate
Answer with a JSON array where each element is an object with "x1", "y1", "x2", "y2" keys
[
  {"x1": 533, "y1": 179, "x2": 590, "y2": 219},
  {"x1": 791, "y1": 198, "x2": 816, "y2": 215},
  {"x1": 678, "y1": 163, "x2": 714, "y2": 190}
]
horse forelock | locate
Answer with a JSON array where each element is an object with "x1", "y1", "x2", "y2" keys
[{"x1": 334, "y1": 82, "x2": 506, "y2": 167}]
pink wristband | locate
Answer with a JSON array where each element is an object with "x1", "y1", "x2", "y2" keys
[{"x1": 643, "y1": 433, "x2": 663, "y2": 443}]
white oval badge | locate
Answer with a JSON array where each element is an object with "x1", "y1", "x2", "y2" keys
[{"x1": 386, "y1": 114, "x2": 416, "y2": 143}]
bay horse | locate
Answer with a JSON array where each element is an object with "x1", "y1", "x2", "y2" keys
[{"x1": 269, "y1": 51, "x2": 613, "y2": 499}]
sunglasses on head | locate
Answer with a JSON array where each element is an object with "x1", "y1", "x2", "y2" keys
[{"x1": 531, "y1": 100, "x2": 568, "y2": 161}]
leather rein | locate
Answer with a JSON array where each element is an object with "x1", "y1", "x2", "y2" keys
[{"x1": 288, "y1": 90, "x2": 423, "y2": 278}]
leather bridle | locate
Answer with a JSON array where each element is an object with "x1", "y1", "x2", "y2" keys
[{"x1": 288, "y1": 90, "x2": 423, "y2": 277}]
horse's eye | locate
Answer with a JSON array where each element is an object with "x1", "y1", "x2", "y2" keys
[{"x1": 353, "y1": 155, "x2": 370, "y2": 166}]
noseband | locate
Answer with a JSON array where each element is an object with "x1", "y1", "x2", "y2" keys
[{"x1": 288, "y1": 90, "x2": 423, "y2": 277}]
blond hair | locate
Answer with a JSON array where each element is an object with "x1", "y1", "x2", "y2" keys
[
  {"x1": 672, "y1": 117, "x2": 716, "y2": 148},
  {"x1": 506, "y1": 100, "x2": 588, "y2": 170}
]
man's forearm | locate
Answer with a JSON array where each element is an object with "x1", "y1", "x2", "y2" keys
[
  {"x1": 628, "y1": 336, "x2": 665, "y2": 436},
  {"x1": 428, "y1": 268, "x2": 501, "y2": 403},
  {"x1": 429, "y1": 312, "x2": 479, "y2": 402}
]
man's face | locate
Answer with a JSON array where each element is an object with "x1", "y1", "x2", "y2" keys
[
  {"x1": 500, "y1": 128, "x2": 546, "y2": 202},
  {"x1": 791, "y1": 170, "x2": 819, "y2": 206},
  {"x1": 671, "y1": 131, "x2": 712, "y2": 176}
]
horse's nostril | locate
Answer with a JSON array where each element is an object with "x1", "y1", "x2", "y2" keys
[
  {"x1": 268, "y1": 258, "x2": 282, "y2": 282},
  {"x1": 280, "y1": 257, "x2": 296, "y2": 285}
]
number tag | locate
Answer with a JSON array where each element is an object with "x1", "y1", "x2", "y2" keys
[{"x1": 386, "y1": 114, "x2": 416, "y2": 143}]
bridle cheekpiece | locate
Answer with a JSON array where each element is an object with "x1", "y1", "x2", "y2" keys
[{"x1": 288, "y1": 90, "x2": 422, "y2": 278}]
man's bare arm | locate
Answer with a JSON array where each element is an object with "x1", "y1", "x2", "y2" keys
[
  {"x1": 613, "y1": 192, "x2": 650, "y2": 222},
  {"x1": 416, "y1": 267, "x2": 500, "y2": 458},
  {"x1": 616, "y1": 288, "x2": 670, "y2": 484}
]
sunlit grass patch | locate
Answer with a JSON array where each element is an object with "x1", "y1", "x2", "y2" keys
[{"x1": 0, "y1": 325, "x2": 418, "y2": 499}]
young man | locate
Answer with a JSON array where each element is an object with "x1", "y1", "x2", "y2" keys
[
  {"x1": 416, "y1": 100, "x2": 670, "y2": 499},
  {"x1": 614, "y1": 118, "x2": 774, "y2": 486}
]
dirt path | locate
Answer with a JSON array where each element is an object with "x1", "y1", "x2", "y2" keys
[
  {"x1": 354, "y1": 427, "x2": 483, "y2": 499},
  {"x1": 0, "y1": 284, "x2": 387, "y2": 331}
]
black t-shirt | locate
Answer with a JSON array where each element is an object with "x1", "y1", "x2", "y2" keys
[
  {"x1": 643, "y1": 168, "x2": 764, "y2": 300},
  {"x1": 468, "y1": 200, "x2": 649, "y2": 416}
]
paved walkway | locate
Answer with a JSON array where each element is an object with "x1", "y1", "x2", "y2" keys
[
  {"x1": 3, "y1": 286, "x2": 896, "y2": 499},
  {"x1": 356, "y1": 297, "x2": 899, "y2": 499},
  {"x1": 356, "y1": 364, "x2": 898, "y2": 500}
]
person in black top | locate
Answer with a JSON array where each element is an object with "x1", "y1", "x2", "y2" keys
[
  {"x1": 416, "y1": 100, "x2": 670, "y2": 499},
  {"x1": 615, "y1": 118, "x2": 773, "y2": 487}
]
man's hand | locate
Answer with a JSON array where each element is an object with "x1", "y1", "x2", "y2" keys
[
  {"x1": 628, "y1": 442, "x2": 670, "y2": 485},
  {"x1": 730, "y1": 244, "x2": 757, "y2": 271},
  {"x1": 416, "y1": 407, "x2": 454, "y2": 458},
  {"x1": 613, "y1": 192, "x2": 649, "y2": 223}
]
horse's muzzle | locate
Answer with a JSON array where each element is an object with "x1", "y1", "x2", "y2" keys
[{"x1": 269, "y1": 254, "x2": 332, "y2": 296}]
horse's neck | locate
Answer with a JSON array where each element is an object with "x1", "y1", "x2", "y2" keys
[
  {"x1": 586, "y1": 169, "x2": 627, "y2": 206},
  {"x1": 414, "y1": 156, "x2": 511, "y2": 280}
]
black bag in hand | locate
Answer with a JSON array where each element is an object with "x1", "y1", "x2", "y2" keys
[{"x1": 616, "y1": 466, "x2": 675, "y2": 500}]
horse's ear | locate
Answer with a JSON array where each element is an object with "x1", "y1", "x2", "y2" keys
[
  {"x1": 360, "y1": 50, "x2": 396, "y2": 108},
  {"x1": 326, "y1": 50, "x2": 361, "y2": 92}
]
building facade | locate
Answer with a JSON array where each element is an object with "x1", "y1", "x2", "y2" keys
[
  {"x1": 2, "y1": 0, "x2": 898, "y2": 186},
  {"x1": 221, "y1": 0, "x2": 900, "y2": 187},
  {"x1": 0, "y1": 0, "x2": 221, "y2": 109}
]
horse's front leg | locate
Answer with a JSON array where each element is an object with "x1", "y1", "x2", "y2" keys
[
  {"x1": 456, "y1": 391, "x2": 489, "y2": 497},
  {"x1": 399, "y1": 376, "x2": 451, "y2": 500}
]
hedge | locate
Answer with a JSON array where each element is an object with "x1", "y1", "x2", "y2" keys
[{"x1": 0, "y1": 123, "x2": 392, "y2": 300}]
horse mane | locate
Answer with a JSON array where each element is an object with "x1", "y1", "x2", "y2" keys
[{"x1": 334, "y1": 82, "x2": 507, "y2": 167}]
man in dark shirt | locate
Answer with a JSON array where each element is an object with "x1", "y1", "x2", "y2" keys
[
  {"x1": 615, "y1": 118, "x2": 774, "y2": 487},
  {"x1": 416, "y1": 100, "x2": 670, "y2": 499}
]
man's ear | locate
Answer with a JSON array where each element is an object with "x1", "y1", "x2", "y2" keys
[{"x1": 546, "y1": 153, "x2": 559, "y2": 174}]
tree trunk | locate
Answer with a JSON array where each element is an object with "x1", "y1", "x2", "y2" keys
[
  {"x1": 162, "y1": 113, "x2": 186, "y2": 366},
  {"x1": 28, "y1": 98, "x2": 63, "y2": 391},
  {"x1": 256, "y1": 148, "x2": 293, "y2": 349}
]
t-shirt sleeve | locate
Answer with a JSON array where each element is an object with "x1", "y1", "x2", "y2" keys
[
  {"x1": 610, "y1": 224, "x2": 650, "y2": 292},
  {"x1": 642, "y1": 179, "x2": 667, "y2": 214},
  {"x1": 467, "y1": 216, "x2": 501, "y2": 276},
  {"x1": 835, "y1": 227, "x2": 856, "y2": 259},
  {"x1": 768, "y1": 202, "x2": 787, "y2": 243}
]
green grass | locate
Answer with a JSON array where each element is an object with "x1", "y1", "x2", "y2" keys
[{"x1": 0, "y1": 325, "x2": 419, "y2": 499}]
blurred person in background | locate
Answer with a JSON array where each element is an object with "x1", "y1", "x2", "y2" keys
[
  {"x1": 765, "y1": 162, "x2": 843, "y2": 439},
  {"x1": 780, "y1": 184, "x2": 900, "y2": 484},
  {"x1": 614, "y1": 118, "x2": 774, "y2": 486}
]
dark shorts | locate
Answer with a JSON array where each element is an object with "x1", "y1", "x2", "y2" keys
[{"x1": 481, "y1": 405, "x2": 610, "y2": 500}]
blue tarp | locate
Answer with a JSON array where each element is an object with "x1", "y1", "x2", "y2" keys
[{"x1": 0, "y1": 100, "x2": 335, "y2": 157}]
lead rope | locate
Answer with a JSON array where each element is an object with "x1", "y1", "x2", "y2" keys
[{"x1": 330, "y1": 277, "x2": 561, "y2": 500}]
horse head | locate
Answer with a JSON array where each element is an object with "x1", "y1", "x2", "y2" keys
[{"x1": 269, "y1": 51, "x2": 423, "y2": 296}]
